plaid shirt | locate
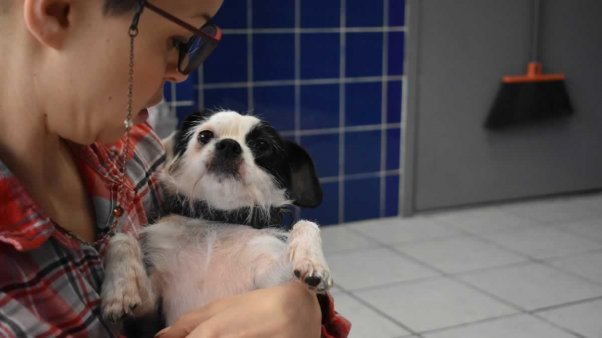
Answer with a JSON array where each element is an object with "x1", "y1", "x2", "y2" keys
[{"x1": 0, "y1": 123, "x2": 350, "y2": 338}]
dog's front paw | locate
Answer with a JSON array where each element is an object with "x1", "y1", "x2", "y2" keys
[
  {"x1": 101, "y1": 233, "x2": 156, "y2": 322},
  {"x1": 292, "y1": 257, "x2": 333, "y2": 293},
  {"x1": 288, "y1": 220, "x2": 333, "y2": 293}
]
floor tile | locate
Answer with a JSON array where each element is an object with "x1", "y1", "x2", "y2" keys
[
  {"x1": 547, "y1": 250, "x2": 602, "y2": 285},
  {"x1": 354, "y1": 277, "x2": 517, "y2": 332},
  {"x1": 348, "y1": 217, "x2": 462, "y2": 245},
  {"x1": 331, "y1": 293, "x2": 410, "y2": 338},
  {"x1": 320, "y1": 224, "x2": 381, "y2": 254},
  {"x1": 395, "y1": 236, "x2": 526, "y2": 274},
  {"x1": 430, "y1": 207, "x2": 540, "y2": 234},
  {"x1": 576, "y1": 193, "x2": 602, "y2": 212},
  {"x1": 554, "y1": 217, "x2": 602, "y2": 243},
  {"x1": 477, "y1": 225, "x2": 602, "y2": 259},
  {"x1": 501, "y1": 197, "x2": 601, "y2": 224},
  {"x1": 327, "y1": 248, "x2": 439, "y2": 290},
  {"x1": 537, "y1": 299, "x2": 602, "y2": 338},
  {"x1": 459, "y1": 263, "x2": 602, "y2": 311},
  {"x1": 422, "y1": 314, "x2": 576, "y2": 338}
]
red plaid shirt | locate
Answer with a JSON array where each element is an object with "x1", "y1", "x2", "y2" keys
[{"x1": 0, "y1": 123, "x2": 350, "y2": 338}]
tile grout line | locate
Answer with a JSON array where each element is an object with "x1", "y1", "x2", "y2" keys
[
  {"x1": 318, "y1": 169, "x2": 401, "y2": 183},
  {"x1": 198, "y1": 66, "x2": 204, "y2": 110},
  {"x1": 221, "y1": 26, "x2": 407, "y2": 34},
  {"x1": 379, "y1": 0, "x2": 390, "y2": 218},
  {"x1": 279, "y1": 122, "x2": 402, "y2": 137},
  {"x1": 399, "y1": 65, "x2": 408, "y2": 216},
  {"x1": 201, "y1": 75, "x2": 405, "y2": 89},
  {"x1": 294, "y1": 0, "x2": 301, "y2": 145},
  {"x1": 337, "y1": 0, "x2": 346, "y2": 224},
  {"x1": 165, "y1": 100, "x2": 195, "y2": 107},
  {"x1": 246, "y1": 0, "x2": 254, "y2": 113}
]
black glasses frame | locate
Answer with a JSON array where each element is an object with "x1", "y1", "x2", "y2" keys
[{"x1": 131, "y1": 0, "x2": 222, "y2": 74}]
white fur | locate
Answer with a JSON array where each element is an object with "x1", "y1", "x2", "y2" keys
[
  {"x1": 140, "y1": 216, "x2": 330, "y2": 324},
  {"x1": 101, "y1": 233, "x2": 156, "y2": 321}
]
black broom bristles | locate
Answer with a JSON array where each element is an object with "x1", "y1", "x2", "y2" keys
[{"x1": 485, "y1": 79, "x2": 573, "y2": 130}]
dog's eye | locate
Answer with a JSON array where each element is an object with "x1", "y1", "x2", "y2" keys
[
  {"x1": 249, "y1": 139, "x2": 271, "y2": 155},
  {"x1": 197, "y1": 130, "x2": 214, "y2": 144}
]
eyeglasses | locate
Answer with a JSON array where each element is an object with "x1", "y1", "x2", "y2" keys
[{"x1": 132, "y1": 1, "x2": 222, "y2": 75}]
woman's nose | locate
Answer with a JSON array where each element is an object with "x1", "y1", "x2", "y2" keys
[{"x1": 165, "y1": 57, "x2": 189, "y2": 83}]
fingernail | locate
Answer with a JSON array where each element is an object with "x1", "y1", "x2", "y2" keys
[{"x1": 155, "y1": 326, "x2": 171, "y2": 337}]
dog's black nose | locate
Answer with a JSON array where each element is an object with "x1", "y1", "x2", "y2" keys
[{"x1": 215, "y1": 139, "x2": 242, "y2": 158}]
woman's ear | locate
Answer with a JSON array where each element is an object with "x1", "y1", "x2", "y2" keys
[{"x1": 23, "y1": 0, "x2": 72, "y2": 49}]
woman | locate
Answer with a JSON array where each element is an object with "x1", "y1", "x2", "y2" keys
[{"x1": 0, "y1": 0, "x2": 350, "y2": 336}]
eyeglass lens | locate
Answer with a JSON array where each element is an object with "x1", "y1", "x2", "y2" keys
[{"x1": 178, "y1": 25, "x2": 219, "y2": 74}]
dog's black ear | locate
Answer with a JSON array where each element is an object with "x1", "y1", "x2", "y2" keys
[
  {"x1": 173, "y1": 110, "x2": 213, "y2": 157},
  {"x1": 285, "y1": 141, "x2": 322, "y2": 208}
]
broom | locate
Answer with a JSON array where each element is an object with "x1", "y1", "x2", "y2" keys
[{"x1": 485, "y1": 0, "x2": 573, "y2": 130}]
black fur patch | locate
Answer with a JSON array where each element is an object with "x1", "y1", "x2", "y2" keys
[{"x1": 172, "y1": 110, "x2": 214, "y2": 158}]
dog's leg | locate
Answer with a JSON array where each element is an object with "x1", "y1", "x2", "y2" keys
[
  {"x1": 101, "y1": 233, "x2": 156, "y2": 322},
  {"x1": 287, "y1": 220, "x2": 333, "y2": 293}
]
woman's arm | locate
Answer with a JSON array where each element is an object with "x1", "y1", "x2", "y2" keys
[{"x1": 156, "y1": 281, "x2": 321, "y2": 338}]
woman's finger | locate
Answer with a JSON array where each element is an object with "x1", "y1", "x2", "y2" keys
[{"x1": 155, "y1": 298, "x2": 236, "y2": 338}]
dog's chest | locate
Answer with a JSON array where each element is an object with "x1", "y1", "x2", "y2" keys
[{"x1": 142, "y1": 217, "x2": 291, "y2": 323}]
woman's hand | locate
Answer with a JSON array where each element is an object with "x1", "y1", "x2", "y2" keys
[{"x1": 156, "y1": 281, "x2": 322, "y2": 338}]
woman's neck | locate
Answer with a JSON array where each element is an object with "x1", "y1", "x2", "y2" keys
[{"x1": 0, "y1": 83, "x2": 96, "y2": 243}]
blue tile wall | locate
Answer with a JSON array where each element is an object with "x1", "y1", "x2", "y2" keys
[
  {"x1": 386, "y1": 128, "x2": 401, "y2": 170},
  {"x1": 212, "y1": 0, "x2": 247, "y2": 29},
  {"x1": 301, "y1": 0, "x2": 341, "y2": 28},
  {"x1": 253, "y1": 34, "x2": 295, "y2": 81},
  {"x1": 388, "y1": 32, "x2": 405, "y2": 75},
  {"x1": 345, "y1": 178, "x2": 380, "y2": 222},
  {"x1": 346, "y1": 33, "x2": 383, "y2": 77},
  {"x1": 252, "y1": 0, "x2": 295, "y2": 28},
  {"x1": 387, "y1": 80, "x2": 403, "y2": 123},
  {"x1": 347, "y1": 0, "x2": 384, "y2": 27},
  {"x1": 300, "y1": 84, "x2": 340, "y2": 130},
  {"x1": 345, "y1": 82, "x2": 382, "y2": 126},
  {"x1": 345, "y1": 130, "x2": 381, "y2": 175},
  {"x1": 165, "y1": 0, "x2": 406, "y2": 225},
  {"x1": 253, "y1": 85, "x2": 295, "y2": 131},
  {"x1": 203, "y1": 88, "x2": 248, "y2": 113},
  {"x1": 385, "y1": 175, "x2": 400, "y2": 217},
  {"x1": 389, "y1": 0, "x2": 406, "y2": 27},
  {"x1": 203, "y1": 34, "x2": 247, "y2": 83},
  {"x1": 301, "y1": 33, "x2": 340, "y2": 79},
  {"x1": 301, "y1": 134, "x2": 340, "y2": 178}
]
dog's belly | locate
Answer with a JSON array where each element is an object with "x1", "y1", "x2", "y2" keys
[{"x1": 142, "y1": 216, "x2": 292, "y2": 324}]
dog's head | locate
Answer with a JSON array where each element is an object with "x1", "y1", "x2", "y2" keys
[{"x1": 161, "y1": 110, "x2": 322, "y2": 215}]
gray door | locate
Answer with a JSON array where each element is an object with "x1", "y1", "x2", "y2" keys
[{"x1": 403, "y1": 0, "x2": 602, "y2": 213}]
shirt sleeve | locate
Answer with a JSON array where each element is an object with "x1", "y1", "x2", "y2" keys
[{"x1": 318, "y1": 293, "x2": 352, "y2": 338}]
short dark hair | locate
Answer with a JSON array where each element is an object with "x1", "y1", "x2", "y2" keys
[{"x1": 103, "y1": 0, "x2": 138, "y2": 15}]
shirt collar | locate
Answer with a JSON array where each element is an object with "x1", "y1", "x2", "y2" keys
[{"x1": 0, "y1": 160, "x2": 55, "y2": 251}]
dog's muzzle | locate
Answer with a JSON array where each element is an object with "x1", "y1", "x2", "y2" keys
[{"x1": 209, "y1": 139, "x2": 243, "y2": 178}]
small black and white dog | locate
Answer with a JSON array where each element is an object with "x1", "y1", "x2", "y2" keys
[{"x1": 101, "y1": 110, "x2": 332, "y2": 326}]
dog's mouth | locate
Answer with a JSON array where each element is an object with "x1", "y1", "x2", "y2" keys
[{"x1": 206, "y1": 157, "x2": 243, "y2": 180}]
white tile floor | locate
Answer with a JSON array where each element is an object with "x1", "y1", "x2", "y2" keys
[{"x1": 323, "y1": 192, "x2": 602, "y2": 338}]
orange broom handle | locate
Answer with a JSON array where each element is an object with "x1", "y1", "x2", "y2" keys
[{"x1": 503, "y1": 62, "x2": 566, "y2": 83}]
